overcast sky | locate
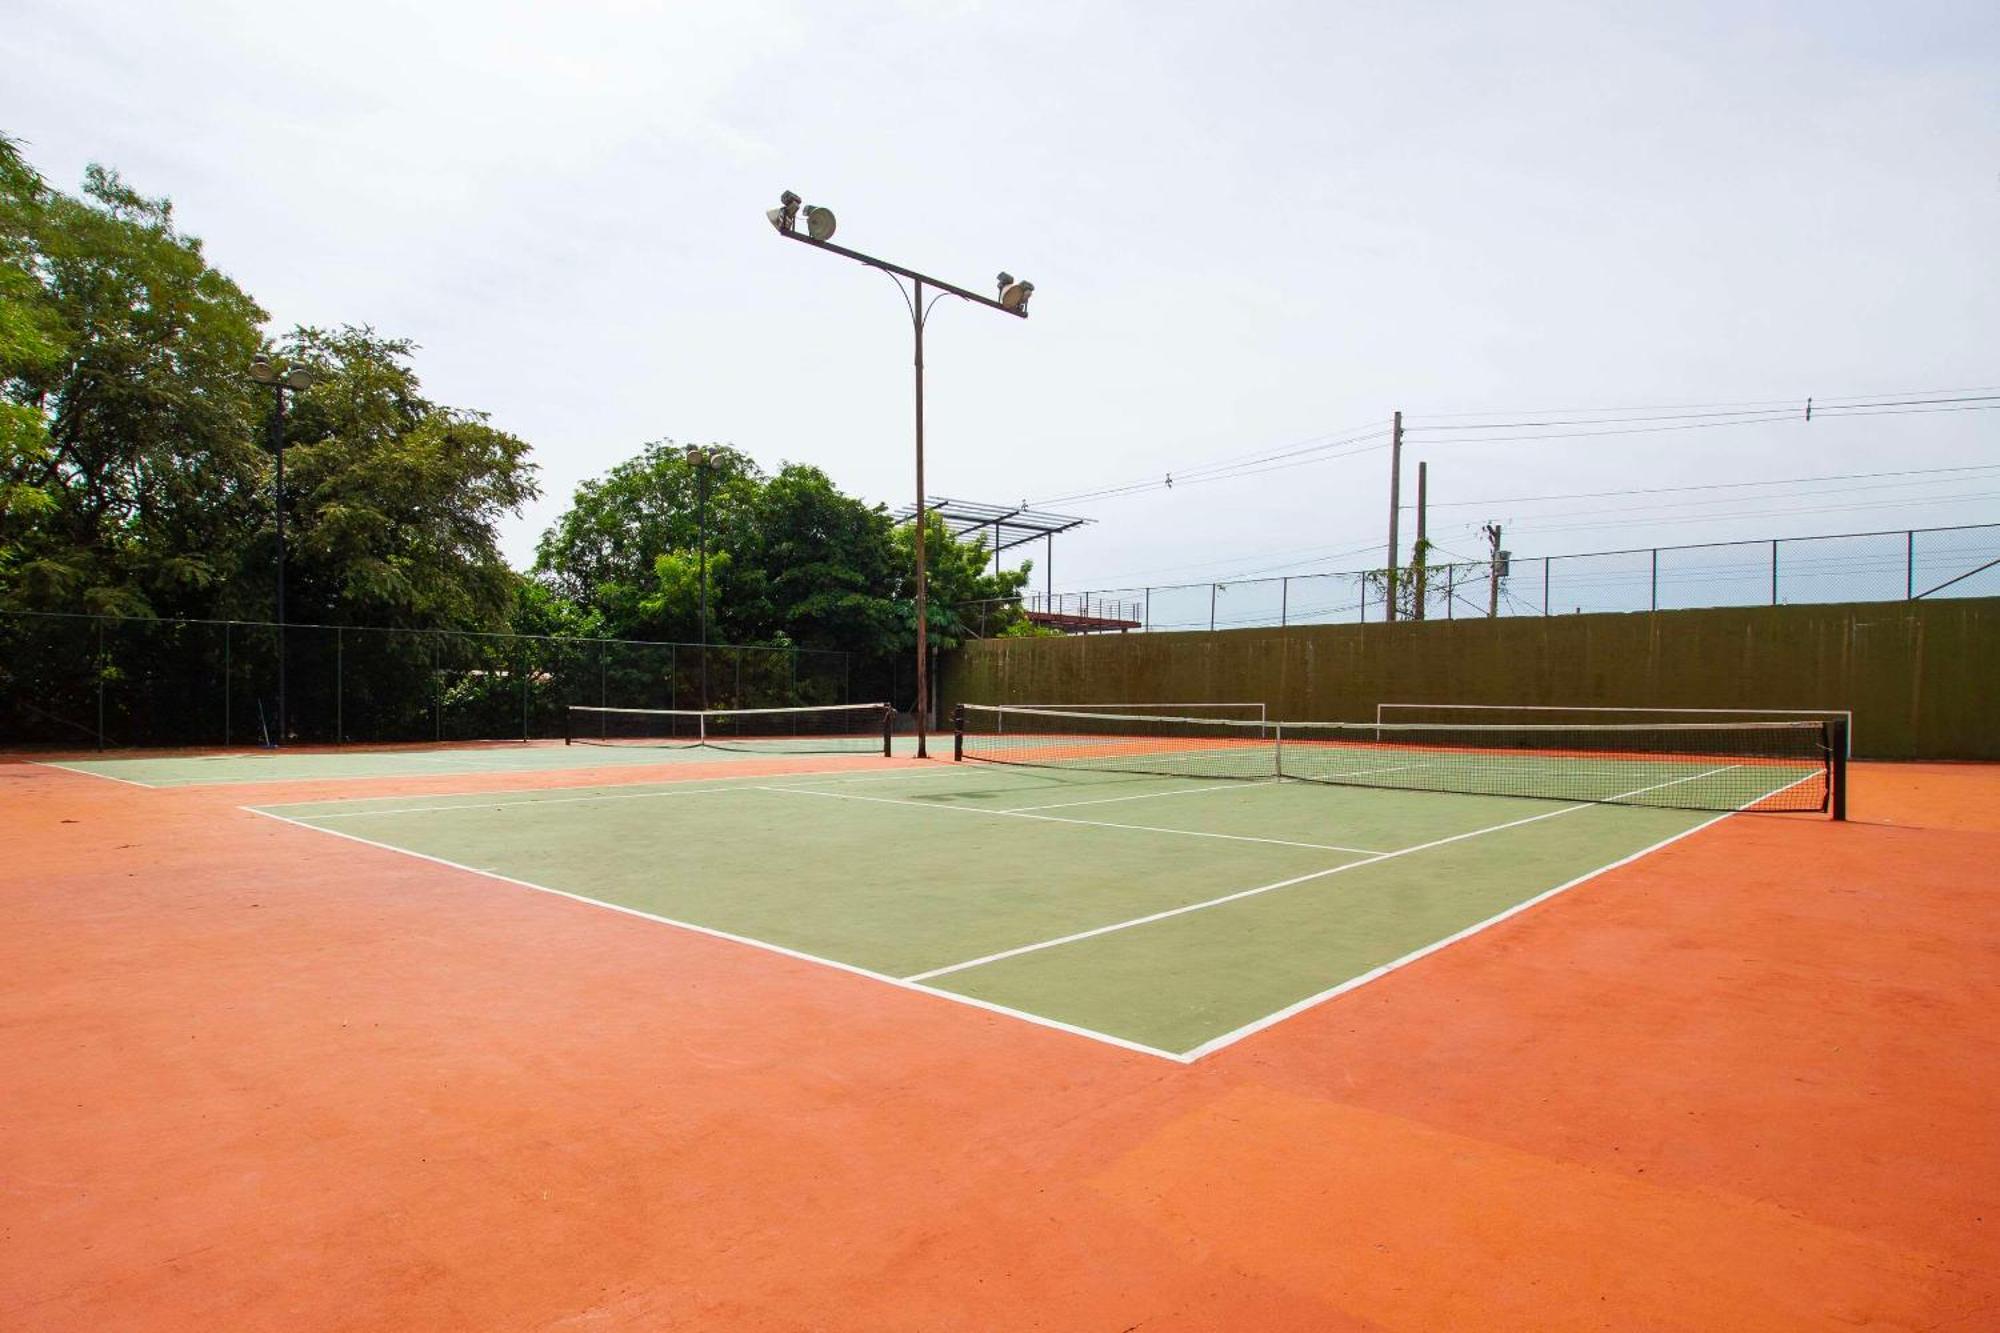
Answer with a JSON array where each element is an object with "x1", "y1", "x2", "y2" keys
[{"x1": 10, "y1": 0, "x2": 1998, "y2": 600}]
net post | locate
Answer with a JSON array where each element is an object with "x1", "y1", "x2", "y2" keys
[
  {"x1": 563, "y1": 704, "x2": 573, "y2": 746},
  {"x1": 952, "y1": 703, "x2": 965, "y2": 762},
  {"x1": 1828, "y1": 716, "x2": 1848, "y2": 821},
  {"x1": 882, "y1": 704, "x2": 894, "y2": 758}
]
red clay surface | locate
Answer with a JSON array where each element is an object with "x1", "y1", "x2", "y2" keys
[{"x1": 2, "y1": 756, "x2": 1995, "y2": 1330}]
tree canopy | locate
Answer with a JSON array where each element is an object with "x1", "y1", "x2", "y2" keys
[
  {"x1": 0, "y1": 136, "x2": 538, "y2": 631},
  {"x1": 1, "y1": 130, "x2": 1040, "y2": 670},
  {"x1": 531, "y1": 443, "x2": 1033, "y2": 656}
]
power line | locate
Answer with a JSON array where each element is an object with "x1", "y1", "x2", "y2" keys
[
  {"x1": 1403, "y1": 385, "x2": 2000, "y2": 421},
  {"x1": 1029, "y1": 422, "x2": 1388, "y2": 508},
  {"x1": 1406, "y1": 401, "x2": 1999, "y2": 447}
]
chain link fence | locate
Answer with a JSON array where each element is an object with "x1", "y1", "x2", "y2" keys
[
  {"x1": 976, "y1": 522, "x2": 1999, "y2": 633},
  {"x1": 0, "y1": 612, "x2": 856, "y2": 750}
]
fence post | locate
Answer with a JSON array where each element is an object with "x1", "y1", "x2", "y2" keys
[
  {"x1": 1281, "y1": 576, "x2": 1289, "y2": 626},
  {"x1": 335, "y1": 625, "x2": 343, "y2": 744},
  {"x1": 95, "y1": 616, "x2": 105, "y2": 751},
  {"x1": 520, "y1": 639, "x2": 529, "y2": 742},
  {"x1": 224, "y1": 620, "x2": 232, "y2": 746},
  {"x1": 431, "y1": 632, "x2": 440, "y2": 741},
  {"x1": 1446, "y1": 565, "x2": 1454, "y2": 619},
  {"x1": 1543, "y1": 558, "x2": 1551, "y2": 615},
  {"x1": 1771, "y1": 539, "x2": 1779, "y2": 605},
  {"x1": 1210, "y1": 583, "x2": 1216, "y2": 632},
  {"x1": 1651, "y1": 548, "x2": 1658, "y2": 611},
  {"x1": 1906, "y1": 530, "x2": 1914, "y2": 599}
]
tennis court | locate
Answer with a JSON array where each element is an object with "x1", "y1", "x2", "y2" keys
[
  {"x1": 245, "y1": 705, "x2": 1840, "y2": 1058},
  {"x1": 10, "y1": 698, "x2": 1994, "y2": 1331}
]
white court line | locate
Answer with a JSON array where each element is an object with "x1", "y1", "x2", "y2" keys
[
  {"x1": 277, "y1": 765, "x2": 949, "y2": 819},
  {"x1": 241, "y1": 805, "x2": 1193, "y2": 1064},
  {"x1": 1005, "y1": 781, "x2": 1269, "y2": 813},
  {"x1": 34, "y1": 746, "x2": 901, "y2": 790},
  {"x1": 33, "y1": 760, "x2": 159, "y2": 788},
  {"x1": 903, "y1": 764, "x2": 1742, "y2": 983},
  {"x1": 758, "y1": 785, "x2": 1390, "y2": 856},
  {"x1": 254, "y1": 752, "x2": 996, "y2": 816},
  {"x1": 1181, "y1": 765, "x2": 1823, "y2": 1060}
]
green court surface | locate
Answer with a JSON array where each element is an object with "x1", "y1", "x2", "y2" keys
[
  {"x1": 251, "y1": 762, "x2": 1753, "y2": 1059},
  {"x1": 39, "y1": 736, "x2": 930, "y2": 788}
]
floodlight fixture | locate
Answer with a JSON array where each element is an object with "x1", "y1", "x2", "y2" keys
[
  {"x1": 998, "y1": 276, "x2": 1034, "y2": 312},
  {"x1": 766, "y1": 189, "x2": 802, "y2": 234},
  {"x1": 248, "y1": 353, "x2": 277, "y2": 384},
  {"x1": 285, "y1": 366, "x2": 314, "y2": 391},
  {"x1": 995, "y1": 272, "x2": 1014, "y2": 297},
  {"x1": 803, "y1": 204, "x2": 836, "y2": 241}
]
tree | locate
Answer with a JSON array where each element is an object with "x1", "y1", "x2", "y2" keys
[
  {"x1": 531, "y1": 440, "x2": 759, "y2": 641},
  {"x1": 890, "y1": 512, "x2": 1032, "y2": 650},
  {"x1": 734, "y1": 463, "x2": 902, "y2": 655},
  {"x1": 0, "y1": 136, "x2": 63, "y2": 540},
  {"x1": 260, "y1": 325, "x2": 538, "y2": 630},
  {"x1": 0, "y1": 154, "x2": 266, "y2": 615},
  {"x1": 533, "y1": 445, "x2": 1032, "y2": 657}
]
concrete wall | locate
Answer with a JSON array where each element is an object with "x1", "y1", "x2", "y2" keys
[{"x1": 939, "y1": 597, "x2": 2000, "y2": 761}]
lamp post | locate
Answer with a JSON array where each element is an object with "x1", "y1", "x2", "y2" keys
[
  {"x1": 685, "y1": 445, "x2": 712, "y2": 708},
  {"x1": 764, "y1": 190, "x2": 1033, "y2": 757},
  {"x1": 247, "y1": 353, "x2": 314, "y2": 745}
]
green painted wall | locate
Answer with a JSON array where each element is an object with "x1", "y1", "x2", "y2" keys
[{"x1": 939, "y1": 598, "x2": 2000, "y2": 761}]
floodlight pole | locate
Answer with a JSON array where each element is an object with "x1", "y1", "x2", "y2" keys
[
  {"x1": 271, "y1": 388, "x2": 288, "y2": 742},
  {"x1": 249, "y1": 356, "x2": 310, "y2": 745},
  {"x1": 769, "y1": 226, "x2": 1028, "y2": 759},
  {"x1": 687, "y1": 446, "x2": 711, "y2": 709}
]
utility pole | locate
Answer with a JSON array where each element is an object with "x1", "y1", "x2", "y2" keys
[
  {"x1": 1484, "y1": 522, "x2": 1504, "y2": 618},
  {"x1": 1384, "y1": 410, "x2": 1403, "y2": 621},
  {"x1": 1412, "y1": 460, "x2": 1428, "y2": 620}
]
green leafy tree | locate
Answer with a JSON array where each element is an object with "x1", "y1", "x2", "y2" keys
[
  {"x1": 534, "y1": 445, "x2": 1031, "y2": 657},
  {"x1": 0, "y1": 135, "x2": 64, "y2": 537},
  {"x1": 0, "y1": 153, "x2": 266, "y2": 614},
  {"x1": 532, "y1": 439, "x2": 759, "y2": 640},
  {"x1": 733, "y1": 463, "x2": 903, "y2": 655},
  {"x1": 258, "y1": 325, "x2": 538, "y2": 630},
  {"x1": 890, "y1": 512, "x2": 1033, "y2": 650}
]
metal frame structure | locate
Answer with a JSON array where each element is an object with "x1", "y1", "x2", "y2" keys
[{"x1": 889, "y1": 497, "x2": 1092, "y2": 599}]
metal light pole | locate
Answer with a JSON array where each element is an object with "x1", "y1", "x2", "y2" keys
[
  {"x1": 248, "y1": 354, "x2": 314, "y2": 745},
  {"x1": 685, "y1": 445, "x2": 711, "y2": 709},
  {"x1": 764, "y1": 191, "x2": 1033, "y2": 757}
]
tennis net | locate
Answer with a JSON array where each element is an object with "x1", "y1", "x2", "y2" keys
[
  {"x1": 567, "y1": 703, "x2": 894, "y2": 755},
  {"x1": 954, "y1": 704, "x2": 1842, "y2": 814}
]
